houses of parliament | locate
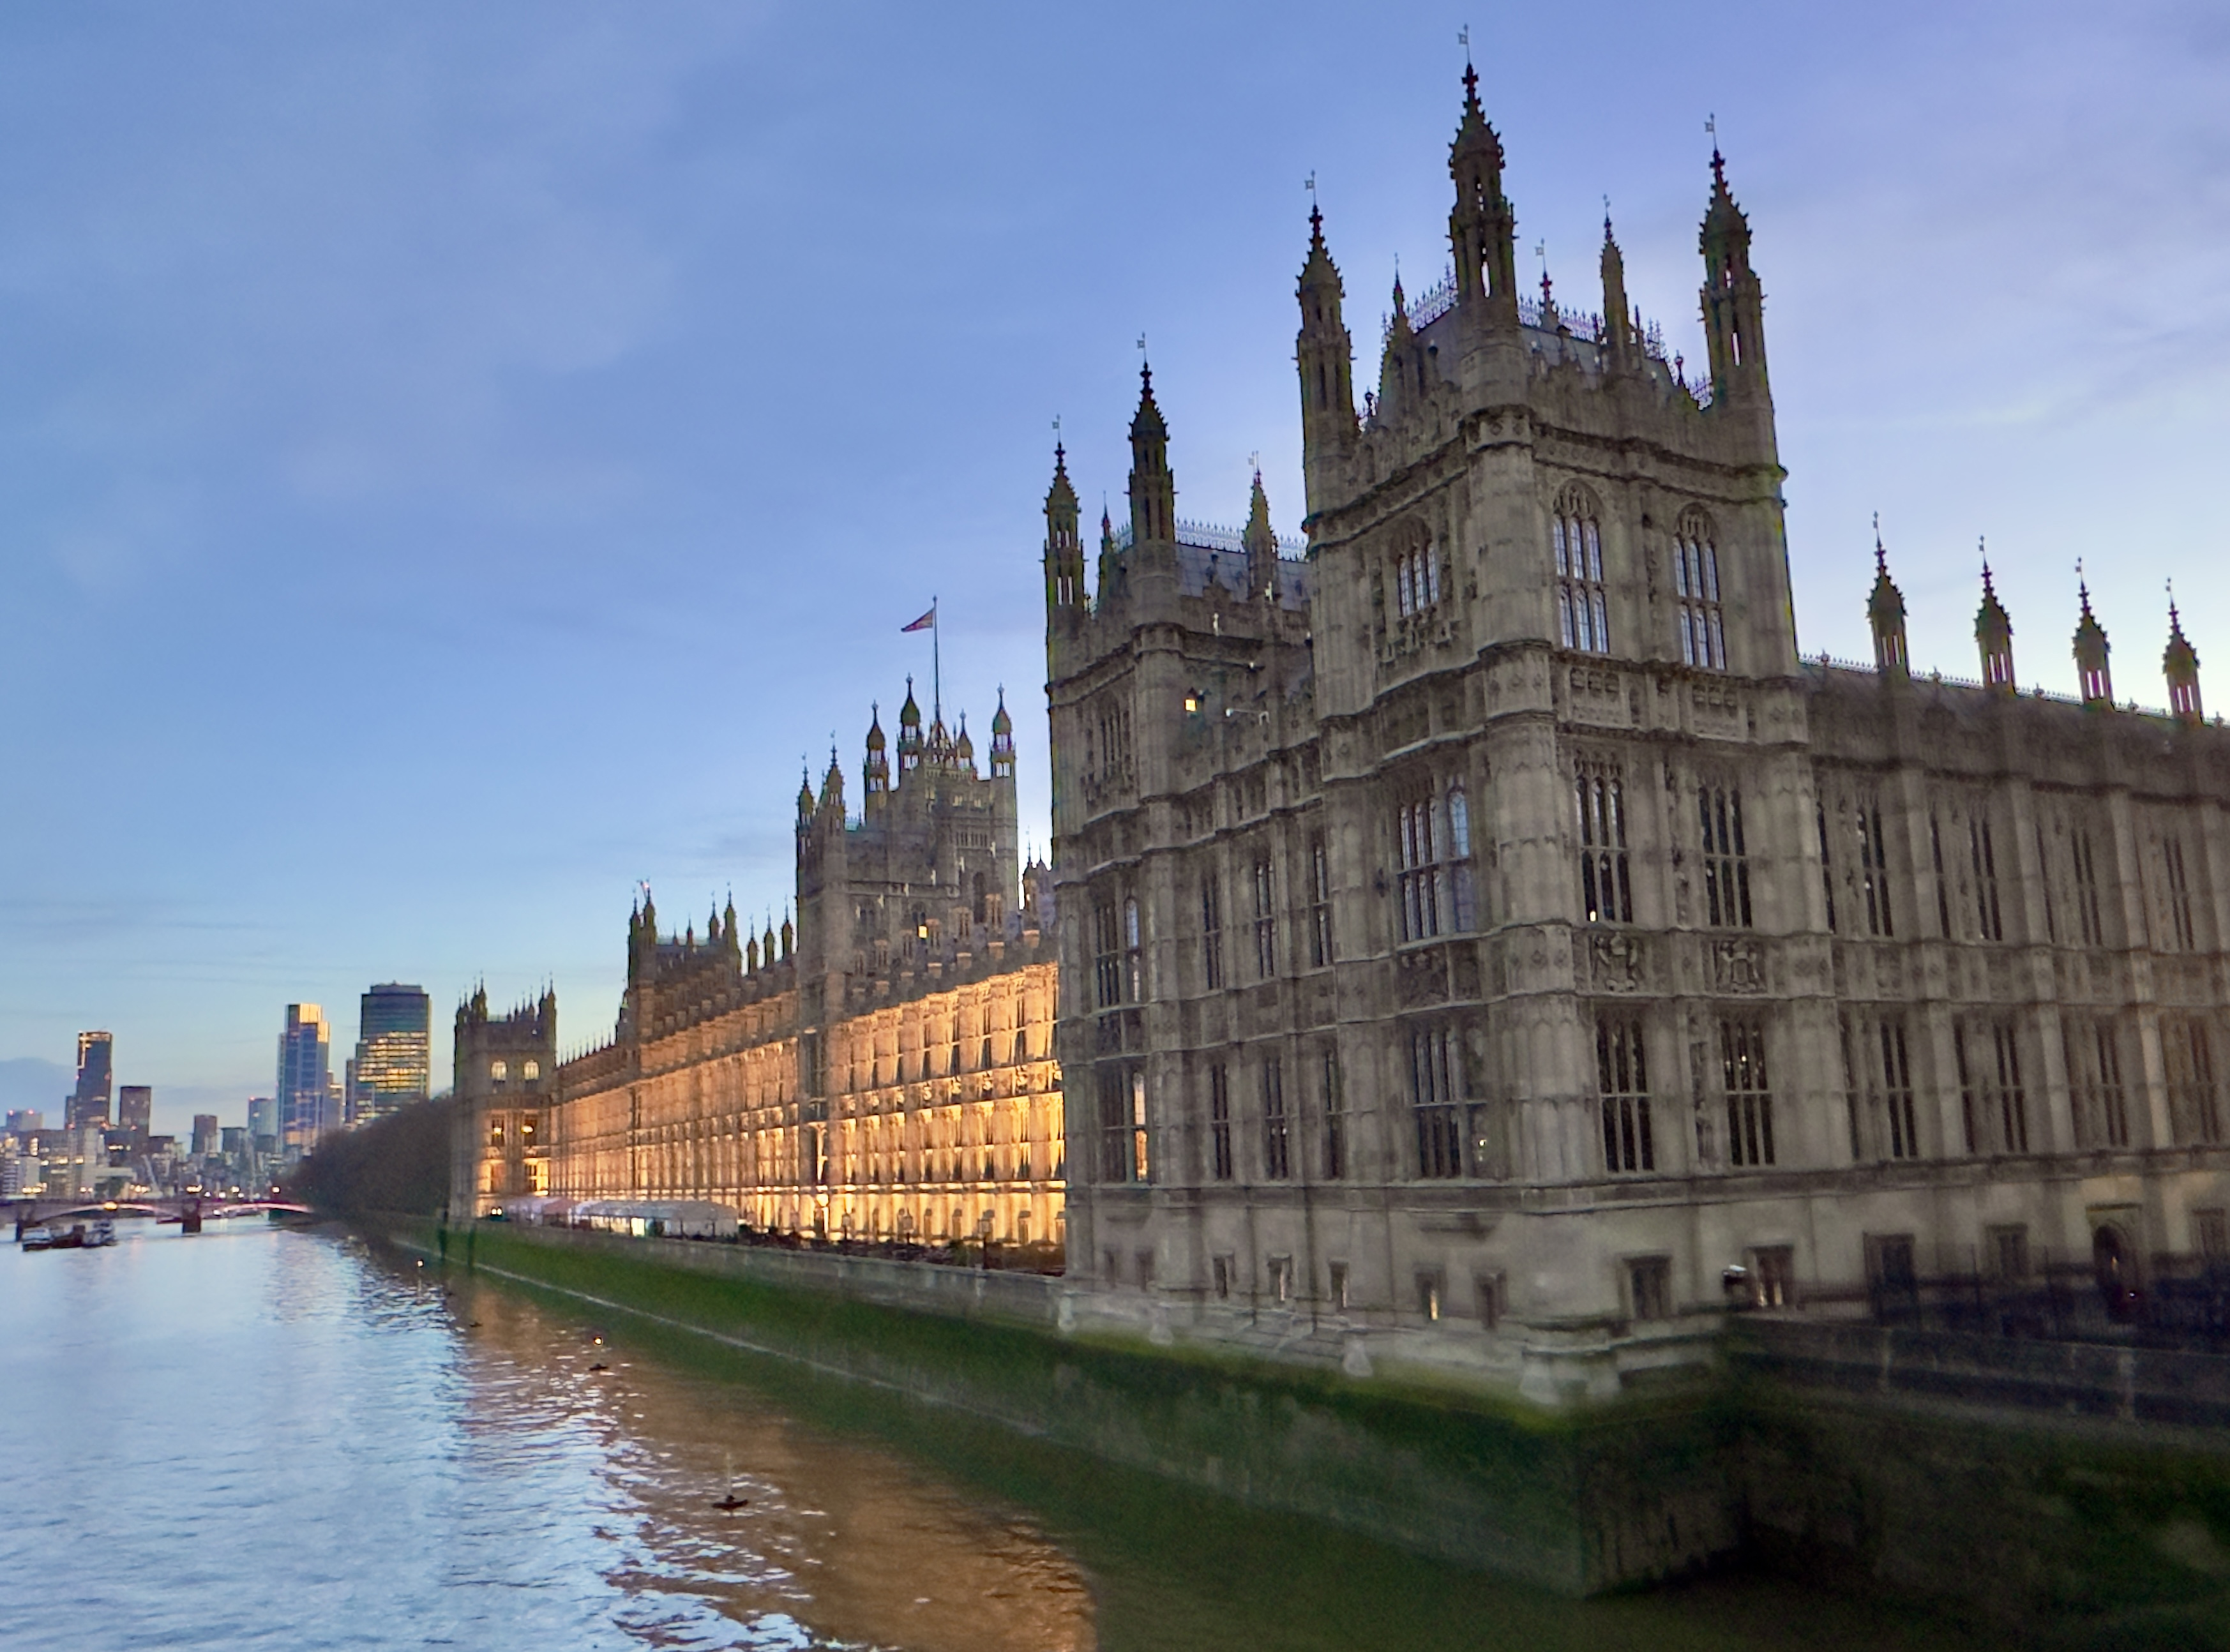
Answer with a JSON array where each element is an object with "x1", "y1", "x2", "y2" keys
[{"x1": 456, "y1": 70, "x2": 2230, "y2": 1398}]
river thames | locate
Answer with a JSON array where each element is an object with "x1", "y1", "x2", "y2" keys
[{"x1": 2, "y1": 1222, "x2": 1977, "y2": 1650}]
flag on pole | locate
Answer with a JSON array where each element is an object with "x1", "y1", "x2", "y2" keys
[{"x1": 901, "y1": 605, "x2": 937, "y2": 633}]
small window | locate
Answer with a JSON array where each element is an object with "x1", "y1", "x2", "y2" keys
[
  {"x1": 1475, "y1": 1271, "x2": 1505, "y2": 1330},
  {"x1": 1269, "y1": 1254, "x2": 1294, "y2": 1304},
  {"x1": 1207, "y1": 1063, "x2": 1233, "y2": 1181},
  {"x1": 1673, "y1": 508, "x2": 1725, "y2": 670},
  {"x1": 1134, "y1": 1249, "x2": 1155, "y2": 1289},
  {"x1": 521, "y1": 1059, "x2": 539, "y2": 1082},
  {"x1": 1415, "y1": 1270, "x2": 1444, "y2": 1322},
  {"x1": 1628, "y1": 1257, "x2": 1672, "y2": 1322},
  {"x1": 488, "y1": 1059, "x2": 508, "y2": 1082},
  {"x1": 1865, "y1": 1233, "x2": 1917, "y2": 1294},
  {"x1": 1750, "y1": 1245, "x2": 1795, "y2": 1307},
  {"x1": 1988, "y1": 1224, "x2": 2030, "y2": 1280},
  {"x1": 1327, "y1": 1260, "x2": 1350, "y2": 1310},
  {"x1": 488, "y1": 1118, "x2": 505, "y2": 1148}
]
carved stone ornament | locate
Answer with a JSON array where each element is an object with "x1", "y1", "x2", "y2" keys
[
  {"x1": 1590, "y1": 931, "x2": 1645, "y2": 993},
  {"x1": 1711, "y1": 938, "x2": 1765, "y2": 995}
]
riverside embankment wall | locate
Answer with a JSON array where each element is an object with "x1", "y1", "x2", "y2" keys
[{"x1": 394, "y1": 1219, "x2": 2230, "y2": 1640}]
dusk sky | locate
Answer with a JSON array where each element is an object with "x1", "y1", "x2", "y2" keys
[{"x1": 2, "y1": 2, "x2": 2224, "y2": 1135}]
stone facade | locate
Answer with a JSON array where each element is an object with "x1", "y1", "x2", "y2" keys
[
  {"x1": 450, "y1": 986, "x2": 557, "y2": 1215},
  {"x1": 1044, "y1": 70, "x2": 2230, "y2": 1397},
  {"x1": 465, "y1": 681, "x2": 1067, "y2": 1251}
]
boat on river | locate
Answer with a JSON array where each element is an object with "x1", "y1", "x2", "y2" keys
[{"x1": 18, "y1": 1219, "x2": 114, "y2": 1250}]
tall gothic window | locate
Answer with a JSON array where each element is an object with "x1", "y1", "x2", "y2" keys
[
  {"x1": 1411, "y1": 1025, "x2": 1463, "y2": 1178},
  {"x1": 1396, "y1": 795, "x2": 1442, "y2": 942},
  {"x1": 1308, "y1": 835, "x2": 1334, "y2": 967},
  {"x1": 1597, "y1": 1016, "x2": 1654, "y2": 1174},
  {"x1": 2064, "y1": 1017, "x2": 2129, "y2": 1149},
  {"x1": 1207, "y1": 1062, "x2": 1233, "y2": 1180},
  {"x1": 1843, "y1": 1014, "x2": 1918, "y2": 1161},
  {"x1": 1320, "y1": 1048, "x2": 1345, "y2": 1180},
  {"x1": 1969, "y1": 814, "x2": 2004, "y2": 942},
  {"x1": 1097, "y1": 1067, "x2": 1149, "y2": 1182},
  {"x1": 1818, "y1": 802, "x2": 1837, "y2": 932},
  {"x1": 1673, "y1": 508, "x2": 1726, "y2": 669},
  {"x1": 1251, "y1": 857, "x2": 1279, "y2": 979},
  {"x1": 1955, "y1": 1021, "x2": 2028, "y2": 1155},
  {"x1": 2165, "y1": 1016, "x2": 2220, "y2": 1146},
  {"x1": 1579, "y1": 764, "x2": 1632, "y2": 924},
  {"x1": 1857, "y1": 801, "x2": 1894, "y2": 937},
  {"x1": 1261, "y1": 1057, "x2": 1290, "y2": 1180},
  {"x1": 1092, "y1": 898, "x2": 1125, "y2": 1008},
  {"x1": 1200, "y1": 873, "x2": 1224, "y2": 989},
  {"x1": 2072, "y1": 827, "x2": 2106, "y2": 947},
  {"x1": 1393, "y1": 534, "x2": 1442, "y2": 618},
  {"x1": 1721, "y1": 1019, "x2": 1775, "y2": 1168},
  {"x1": 2164, "y1": 834, "x2": 2197, "y2": 951},
  {"x1": 1552, "y1": 487, "x2": 1609, "y2": 653},
  {"x1": 1700, "y1": 785, "x2": 1752, "y2": 928},
  {"x1": 1124, "y1": 896, "x2": 1144, "y2": 1002},
  {"x1": 1447, "y1": 787, "x2": 1477, "y2": 930}
]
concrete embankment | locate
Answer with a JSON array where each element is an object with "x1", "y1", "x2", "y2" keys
[{"x1": 388, "y1": 1218, "x2": 2230, "y2": 1641}]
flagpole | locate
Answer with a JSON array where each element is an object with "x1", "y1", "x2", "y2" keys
[{"x1": 932, "y1": 596, "x2": 941, "y2": 728}]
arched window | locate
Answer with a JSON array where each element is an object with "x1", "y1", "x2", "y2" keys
[
  {"x1": 1552, "y1": 488, "x2": 1608, "y2": 653},
  {"x1": 1674, "y1": 509, "x2": 1726, "y2": 670},
  {"x1": 1392, "y1": 528, "x2": 1442, "y2": 619}
]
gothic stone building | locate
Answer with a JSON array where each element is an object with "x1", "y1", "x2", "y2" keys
[
  {"x1": 450, "y1": 985, "x2": 558, "y2": 1213},
  {"x1": 1044, "y1": 70, "x2": 2230, "y2": 1397},
  {"x1": 456, "y1": 685, "x2": 1065, "y2": 1254}
]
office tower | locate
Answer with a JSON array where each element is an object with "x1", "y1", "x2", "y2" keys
[
  {"x1": 220, "y1": 1125, "x2": 246, "y2": 1157},
  {"x1": 350, "y1": 983, "x2": 432, "y2": 1128},
  {"x1": 117, "y1": 1085, "x2": 153, "y2": 1141},
  {"x1": 69, "y1": 1031, "x2": 114, "y2": 1129},
  {"x1": 6, "y1": 1109, "x2": 41, "y2": 1137},
  {"x1": 191, "y1": 1115, "x2": 220, "y2": 1157},
  {"x1": 247, "y1": 1095, "x2": 277, "y2": 1148},
  {"x1": 276, "y1": 1005, "x2": 334, "y2": 1154}
]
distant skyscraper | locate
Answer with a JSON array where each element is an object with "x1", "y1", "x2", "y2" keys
[
  {"x1": 247, "y1": 1095, "x2": 278, "y2": 1146},
  {"x1": 350, "y1": 983, "x2": 431, "y2": 1127},
  {"x1": 117, "y1": 1085, "x2": 153, "y2": 1140},
  {"x1": 276, "y1": 1005, "x2": 335, "y2": 1153},
  {"x1": 68, "y1": 1031, "x2": 114, "y2": 1129},
  {"x1": 191, "y1": 1115, "x2": 220, "y2": 1157},
  {"x1": 6, "y1": 1108, "x2": 41, "y2": 1136}
]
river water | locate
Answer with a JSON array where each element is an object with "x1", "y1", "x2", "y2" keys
[{"x1": 1, "y1": 1222, "x2": 1976, "y2": 1650}]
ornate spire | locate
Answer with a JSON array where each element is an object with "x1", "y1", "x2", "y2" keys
[
  {"x1": 2073, "y1": 566, "x2": 2113, "y2": 707},
  {"x1": 896, "y1": 676, "x2": 923, "y2": 777},
  {"x1": 1975, "y1": 543, "x2": 2015, "y2": 692},
  {"x1": 1044, "y1": 440, "x2": 1083, "y2": 611},
  {"x1": 1296, "y1": 196, "x2": 1356, "y2": 507},
  {"x1": 2165, "y1": 583, "x2": 2203, "y2": 725},
  {"x1": 1698, "y1": 140, "x2": 1769, "y2": 409},
  {"x1": 1447, "y1": 62, "x2": 1516, "y2": 323},
  {"x1": 1243, "y1": 464, "x2": 1279, "y2": 602},
  {"x1": 1867, "y1": 514, "x2": 1908, "y2": 679},
  {"x1": 1599, "y1": 207, "x2": 1634, "y2": 370},
  {"x1": 989, "y1": 685, "x2": 1015, "y2": 779},
  {"x1": 953, "y1": 711, "x2": 975, "y2": 770},
  {"x1": 1127, "y1": 361, "x2": 1175, "y2": 544}
]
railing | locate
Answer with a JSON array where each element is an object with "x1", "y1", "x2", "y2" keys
[
  {"x1": 1110, "y1": 519, "x2": 1306, "y2": 559},
  {"x1": 1841, "y1": 1252, "x2": 2230, "y2": 1351}
]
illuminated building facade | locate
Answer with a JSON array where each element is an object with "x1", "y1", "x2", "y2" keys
[
  {"x1": 449, "y1": 986, "x2": 556, "y2": 1208},
  {"x1": 1043, "y1": 72, "x2": 2230, "y2": 1395},
  {"x1": 349, "y1": 982, "x2": 431, "y2": 1127},
  {"x1": 68, "y1": 1031, "x2": 113, "y2": 1130},
  {"x1": 460, "y1": 681, "x2": 1064, "y2": 1250},
  {"x1": 276, "y1": 1003, "x2": 340, "y2": 1154}
]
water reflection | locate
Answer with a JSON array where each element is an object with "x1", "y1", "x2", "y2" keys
[{"x1": 0, "y1": 1224, "x2": 1978, "y2": 1652}]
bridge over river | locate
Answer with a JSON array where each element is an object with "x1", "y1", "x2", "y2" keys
[{"x1": 10, "y1": 1195, "x2": 312, "y2": 1239}]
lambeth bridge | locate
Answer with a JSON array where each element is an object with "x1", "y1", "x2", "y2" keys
[{"x1": 11, "y1": 1195, "x2": 312, "y2": 1238}]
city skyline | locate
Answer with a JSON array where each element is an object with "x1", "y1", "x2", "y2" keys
[{"x1": 1, "y1": 3, "x2": 2224, "y2": 1136}]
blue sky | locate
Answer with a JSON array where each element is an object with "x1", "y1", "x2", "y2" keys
[{"x1": 2, "y1": 1, "x2": 2224, "y2": 1136}]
